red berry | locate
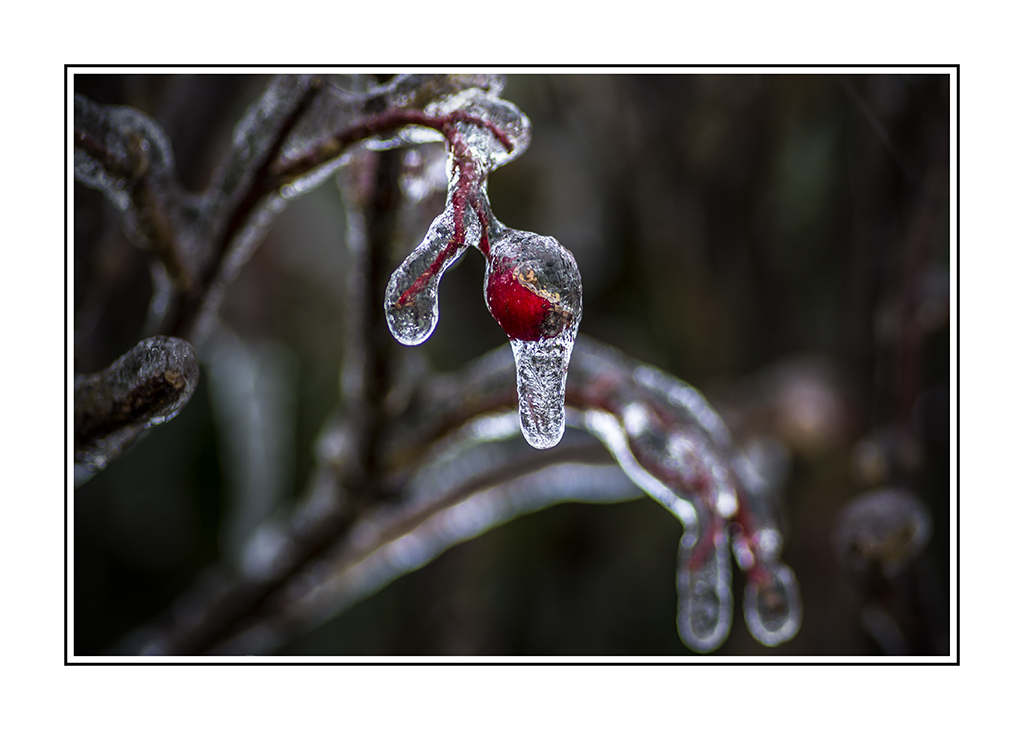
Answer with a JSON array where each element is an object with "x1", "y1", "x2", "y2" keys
[{"x1": 484, "y1": 230, "x2": 580, "y2": 342}]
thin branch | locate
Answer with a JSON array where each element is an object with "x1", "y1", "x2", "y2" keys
[
  {"x1": 169, "y1": 77, "x2": 326, "y2": 342},
  {"x1": 213, "y1": 448, "x2": 631, "y2": 655},
  {"x1": 273, "y1": 108, "x2": 513, "y2": 186},
  {"x1": 342, "y1": 147, "x2": 406, "y2": 496}
]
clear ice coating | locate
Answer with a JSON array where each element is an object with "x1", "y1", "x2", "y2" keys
[
  {"x1": 633, "y1": 365, "x2": 732, "y2": 449},
  {"x1": 509, "y1": 334, "x2": 575, "y2": 449},
  {"x1": 384, "y1": 204, "x2": 479, "y2": 345},
  {"x1": 565, "y1": 337, "x2": 802, "y2": 651},
  {"x1": 386, "y1": 74, "x2": 506, "y2": 110},
  {"x1": 213, "y1": 75, "x2": 320, "y2": 210},
  {"x1": 73, "y1": 93, "x2": 177, "y2": 212},
  {"x1": 74, "y1": 337, "x2": 200, "y2": 485},
  {"x1": 485, "y1": 228, "x2": 583, "y2": 449},
  {"x1": 743, "y1": 562, "x2": 802, "y2": 647},
  {"x1": 677, "y1": 524, "x2": 733, "y2": 653},
  {"x1": 378, "y1": 79, "x2": 582, "y2": 450},
  {"x1": 429, "y1": 89, "x2": 533, "y2": 172}
]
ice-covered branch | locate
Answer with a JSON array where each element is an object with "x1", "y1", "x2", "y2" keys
[
  {"x1": 74, "y1": 94, "x2": 193, "y2": 290},
  {"x1": 210, "y1": 443, "x2": 637, "y2": 655},
  {"x1": 566, "y1": 339, "x2": 801, "y2": 650},
  {"x1": 77, "y1": 75, "x2": 802, "y2": 655},
  {"x1": 115, "y1": 336, "x2": 798, "y2": 654},
  {"x1": 391, "y1": 336, "x2": 802, "y2": 651},
  {"x1": 115, "y1": 434, "x2": 631, "y2": 656},
  {"x1": 74, "y1": 337, "x2": 199, "y2": 486},
  {"x1": 170, "y1": 74, "x2": 325, "y2": 342},
  {"x1": 335, "y1": 146, "x2": 405, "y2": 501},
  {"x1": 73, "y1": 74, "x2": 521, "y2": 479},
  {"x1": 74, "y1": 75, "x2": 516, "y2": 348}
]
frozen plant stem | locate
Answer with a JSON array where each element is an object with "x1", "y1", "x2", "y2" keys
[
  {"x1": 74, "y1": 337, "x2": 199, "y2": 485},
  {"x1": 379, "y1": 89, "x2": 583, "y2": 449},
  {"x1": 72, "y1": 75, "x2": 534, "y2": 476},
  {"x1": 169, "y1": 78, "x2": 325, "y2": 342},
  {"x1": 73, "y1": 98, "x2": 191, "y2": 291},
  {"x1": 120, "y1": 337, "x2": 799, "y2": 655}
]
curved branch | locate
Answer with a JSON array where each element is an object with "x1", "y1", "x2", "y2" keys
[
  {"x1": 73, "y1": 95, "x2": 192, "y2": 290},
  {"x1": 113, "y1": 337, "x2": 797, "y2": 654},
  {"x1": 74, "y1": 337, "x2": 199, "y2": 486}
]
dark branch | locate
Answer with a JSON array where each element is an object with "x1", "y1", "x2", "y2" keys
[
  {"x1": 74, "y1": 336, "x2": 199, "y2": 485},
  {"x1": 73, "y1": 96, "x2": 192, "y2": 290}
]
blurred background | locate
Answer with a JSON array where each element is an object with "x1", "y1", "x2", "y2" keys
[{"x1": 73, "y1": 73, "x2": 951, "y2": 656}]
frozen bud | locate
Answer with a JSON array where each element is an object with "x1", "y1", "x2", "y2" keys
[
  {"x1": 484, "y1": 229, "x2": 582, "y2": 449},
  {"x1": 485, "y1": 229, "x2": 581, "y2": 342}
]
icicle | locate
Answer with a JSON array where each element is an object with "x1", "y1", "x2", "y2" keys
[
  {"x1": 743, "y1": 562, "x2": 802, "y2": 647},
  {"x1": 485, "y1": 228, "x2": 582, "y2": 448},
  {"x1": 508, "y1": 336, "x2": 573, "y2": 448},
  {"x1": 677, "y1": 521, "x2": 733, "y2": 653}
]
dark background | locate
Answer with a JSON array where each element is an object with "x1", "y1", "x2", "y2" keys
[{"x1": 73, "y1": 73, "x2": 951, "y2": 656}]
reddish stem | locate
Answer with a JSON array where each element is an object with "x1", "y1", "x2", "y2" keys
[
  {"x1": 569, "y1": 374, "x2": 775, "y2": 580},
  {"x1": 392, "y1": 111, "x2": 507, "y2": 307},
  {"x1": 471, "y1": 196, "x2": 492, "y2": 259},
  {"x1": 277, "y1": 107, "x2": 514, "y2": 185},
  {"x1": 394, "y1": 146, "x2": 476, "y2": 307},
  {"x1": 686, "y1": 518, "x2": 722, "y2": 574},
  {"x1": 395, "y1": 235, "x2": 463, "y2": 306}
]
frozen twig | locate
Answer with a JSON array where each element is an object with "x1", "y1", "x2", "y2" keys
[
  {"x1": 74, "y1": 336, "x2": 199, "y2": 486},
  {"x1": 74, "y1": 94, "x2": 193, "y2": 290},
  {"x1": 114, "y1": 337, "x2": 798, "y2": 655},
  {"x1": 170, "y1": 74, "x2": 325, "y2": 342},
  {"x1": 337, "y1": 146, "x2": 405, "y2": 498},
  {"x1": 74, "y1": 74, "x2": 511, "y2": 348},
  {"x1": 73, "y1": 74, "x2": 511, "y2": 478}
]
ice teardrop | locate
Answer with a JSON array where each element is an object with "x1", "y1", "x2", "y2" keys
[
  {"x1": 743, "y1": 561, "x2": 802, "y2": 647},
  {"x1": 484, "y1": 229, "x2": 582, "y2": 449},
  {"x1": 384, "y1": 205, "x2": 479, "y2": 345},
  {"x1": 677, "y1": 526, "x2": 733, "y2": 653}
]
